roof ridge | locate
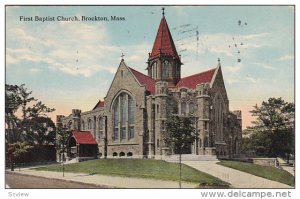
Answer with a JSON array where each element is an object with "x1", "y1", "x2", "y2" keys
[
  {"x1": 180, "y1": 67, "x2": 217, "y2": 80},
  {"x1": 128, "y1": 67, "x2": 154, "y2": 80}
]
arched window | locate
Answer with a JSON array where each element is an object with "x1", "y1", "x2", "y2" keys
[
  {"x1": 87, "y1": 118, "x2": 91, "y2": 129},
  {"x1": 128, "y1": 96, "x2": 135, "y2": 139},
  {"x1": 93, "y1": 116, "x2": 96, "y2": 138},
  {"x1": 113, "y1": 99, "x2": 119, "y2": 141},
  {"x1": 119, "y1": 152, "x2": 125, "y2": 157},
  {"x1": 81, "y1": 120, "x2": 85, "y2": 130},
  {"x1": 204, "y1": 136, "x2": 209, "y2": 147},
  {"x1": 113, "y1": 92, "x2": 135, "y2": 141},
  {"x1": 99, "y1": 117, "x2": 103, "y2": 142},
  {"x1": 151, "y1": 62, "x2": 157, "y2": 79},
  {"x1": 162, "y1": 60, "x2": 170, "y2": 78},
  {"x1": 181, "y1": 102, "x2": 186, "y2": 115},
  {"x1": 189, "y1": 102, "x2": 194, "y2": 113}
]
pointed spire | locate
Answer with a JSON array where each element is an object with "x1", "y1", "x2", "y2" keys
[{"x1": 149, "y1": 11, "x2": 179, "y2": 59}]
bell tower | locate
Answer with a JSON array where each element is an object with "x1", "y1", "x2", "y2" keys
[{"x1": 147, "y1": 8, "x2": 182, "y2": 87}]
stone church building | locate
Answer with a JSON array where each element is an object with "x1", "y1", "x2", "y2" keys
[{"x1": 56, "y1": 12, "x2": 242, "y2": 162}]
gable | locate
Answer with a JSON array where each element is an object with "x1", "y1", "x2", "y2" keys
[
  {"x1": 128, "y1": 67, "x2": 156, "y2": 94},
  {"x1": 210, "y1": 66, "x2": 229, "y2": 104}
]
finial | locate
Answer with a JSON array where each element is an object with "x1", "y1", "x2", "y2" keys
[
  {"x1": 218, "y1": 58, "x2": 221, "y2": 66},
  {"x1": 162, "y1": 7, "x2": 165, "y2": 16},
  {"x1": 121, "y1": 53, "x2": 125, "y2": 61}
]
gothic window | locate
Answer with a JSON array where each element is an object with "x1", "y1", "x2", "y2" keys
[
  {"x1": 113, "y1": 100, "x2": 119, "y2": 141},
  {"x1": 128, "y1": 96, "x2": 135, "y2": 139},
  {"x1": 151, "y1": 62, "x2": 157, "y2": 79},
  {"x1": 181, "y1": 102, "x2": 186, "y2": 115},
  {"x1": 215, "y1": 95, "x2": 224, "y2": 142},
  {"x1": 189, "y1": 102, "x2": 194, "y2": 113},
  {"x1": 204, "y1": 136, "x2": 209, "y2": 147},
  {"x1": 87, "y1": 118, "x2": 91, "y2": 129},
  {"x1": 162, "y1": 60, "x2": 171, "y2": 78},
  {"x1": 99, "y1": 117, "x2": 103, "y2": 142},
  {"x1": 113, "y1": 92, "x2": 135, "y2": 141},
  {"x1": 93, "y1": 116, "x2": 96, "y2": 137},
  {"x1": 81, "y1": 120, "x2": 85, "y2": 130},
  {"x1": 162, "y1": 120, "x2": 165, "y2": 130},
  {"x1": 204, "y1": 121, "x2": 208, "y2": 130}
]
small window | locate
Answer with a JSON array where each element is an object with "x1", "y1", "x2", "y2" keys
[
  {"x1": 162, "y1": 60, "x2": 171, "y2": 78},
  {"x1": 204, "y1": 121, "x2": 208, "y2": 130},
  {"x1": 157, "y1": 139, "x2": 160, "y2": 148},
  {"x1": 113, "y1": 152, "x2": 118, "y2": 157},
  {"x1": 181, "y1": 102, "x2": 186, "y2": 115},
  {"x1": 127, "y1": 152, "x2": 133, "y2": 157},
  {"x1": 119, "y1": 152, "x2": 125, "y2": 157},
  {"x1": 162, "y1": 120, "x2": 165, "y2": 130},
  {"x1": 189, "y1": 102, "x2": 194, "y2": 113}
]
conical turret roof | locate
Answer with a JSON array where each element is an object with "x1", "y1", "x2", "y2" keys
[{"x1": 150, "y1": 16, "x2": 179, "y2": 59}]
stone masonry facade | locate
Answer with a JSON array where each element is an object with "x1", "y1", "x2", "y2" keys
[{"x1": 56, "y1": 12, "x2": 242, "y2": 161}]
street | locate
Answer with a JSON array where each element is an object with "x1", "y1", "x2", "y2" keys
[{"x1": 5, "y1": 172, "x2": 110, "y2": 188}]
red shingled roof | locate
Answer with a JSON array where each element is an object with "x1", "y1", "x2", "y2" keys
[
  {"x1": 72, "y1": 131, "x2": 97, "y2": 145},
  {"x1": 129, "y1": 67, "x2": 156, "y2": 94},
  {"x1": 150, "y1": 16, "x2": 179, "y2": 59},
  {"x1": 176, "y1": 68, "x2": 217, "y2": 89},
  {"x1": 93, "y1": 100, "x2": 104, "y2": 110}
]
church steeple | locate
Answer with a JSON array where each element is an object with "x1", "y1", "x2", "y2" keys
[{"x1": 147, "y1": 8, "x2": 182, "y2": 87}]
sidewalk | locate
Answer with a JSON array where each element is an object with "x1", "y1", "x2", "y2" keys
[
  {"x1": 8, "y1": 168, "x2": 197, "y2": 188},
  {"x1": 183, "y1": 161, "x2": 292, "y2": 188}
]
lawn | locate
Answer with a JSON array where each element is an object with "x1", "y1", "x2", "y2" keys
[
  {"x1": 217, "y1": 160, "x2": 294, "y2": 186},
  {"x1": 35, "y1": 159, "x2": 229, "y2": 187}
]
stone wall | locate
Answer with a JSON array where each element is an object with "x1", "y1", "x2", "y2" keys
[{"x1": 252, "y1": 158, "x2": 278, "y2": 167}]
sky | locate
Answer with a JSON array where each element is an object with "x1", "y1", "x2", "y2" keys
[{"x1": 5, "y1": 5, "x2": 294, "y2": 129}]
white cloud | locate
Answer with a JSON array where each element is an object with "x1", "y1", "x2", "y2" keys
[
  {"x1": 251, "y1": 62, "x2": 275, "y2": 70},
  {"x1": 225, "y1": 64, "x2": 242, "y2": 73},
  {"x1": 29, "y1": 68, "x2": 40, "y2": 74},
  {"x1": 245, "y1": 76, "x2": 258, "y2": 83},
  {"x1": 277, "y1": 54, "x2": 294, "y2": 61},
  {"x1": 6, "y1": 21, "x2": 150, "y2": 78},
  {"x1": 227, "y1": 79, "x2": 239, "y2": 85}
]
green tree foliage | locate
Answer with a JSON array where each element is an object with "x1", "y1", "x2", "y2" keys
[
  {"x1": 8, "y1": 142, "x2": 33, "y2": 171},
  {"x1": 5, "y1": 84, "x2": 55, "y2": 144},
  {"x1": 242, "y1": 97, "x2": 294, "y2": 160}
]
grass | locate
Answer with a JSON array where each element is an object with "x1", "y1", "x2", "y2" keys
[
  {"x1": 217, "y1": 160, "x2": 294, "y2": 187},
  {"x1": 35, "y1": 159, "x2": 229, "y2": 187}
]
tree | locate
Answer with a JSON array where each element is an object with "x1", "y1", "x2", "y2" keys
[
  {"x1": 26, "y1": 116, "x2": 56, "y2": 145},
  {"x1": 245, "y1": 97, "x2": 294, "y2": 161},
  {"x1": 56, "y1": 128, "x2": 71, "y2": 177},
  {"x1": 165, "y1": 115, "x2": 197, "y2": 188},
  {"x1": 5, "y1": 84, "x2": 55, "y2": 144},
  {"x1": 5, "y1": 84, "x2": 23, "y2": 143},
  {"x1": 8, "y1": 142, "x2": 33, "y2": 171}
]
